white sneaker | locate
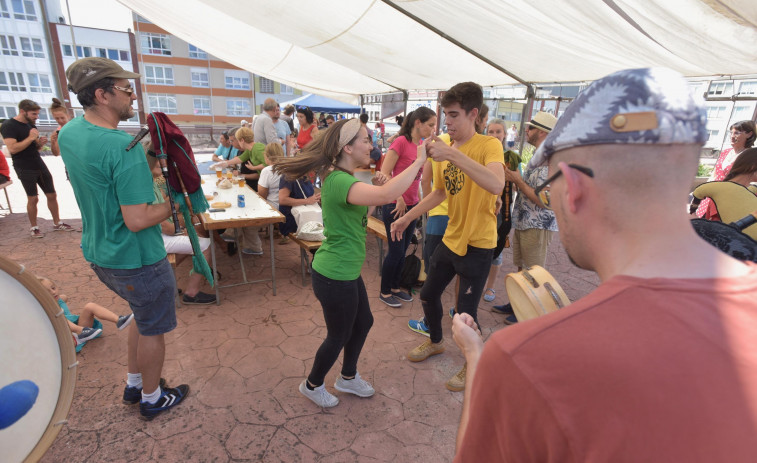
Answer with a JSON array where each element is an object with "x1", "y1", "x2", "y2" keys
[
  {"x1": 334, "y1": 372, "x2": 375, "y2": 398},
  {"x1": 299, "y1": 380, "x2": 339, "y2": 408}
]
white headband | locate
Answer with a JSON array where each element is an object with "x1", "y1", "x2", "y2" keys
[{"x1": 337, "y1": 119, "x2": 362, "y2": 153}]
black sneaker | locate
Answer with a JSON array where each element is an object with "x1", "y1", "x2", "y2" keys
[
  {"x1": 504, "y1": 314, "x2": 519, "y2": 325},
  {"x1": 182, "y1": 291, "x2": 216, "y2": 305},
  {"x1": 392, "y1": 290, "x2": 413, "y2": 302},
  {"x1": 116, "y1": 314, "x2": 134, "y2": 330},
  {"x1": 76, "y1": 326, "x2": 102, "y2": 343},
  {"x1": 139, "y1": 384, "x2": 190, "y2": 420},
  {"x1": 122, "y1": 377, "x2": 167, "y2": 405},
  {"x1": 492, "y1": 303, "x2": 514, "y2": 315}
]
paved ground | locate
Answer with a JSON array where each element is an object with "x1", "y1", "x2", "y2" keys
[{"x1": 0, "y1": 150, "x2": 600, "y2": 462}]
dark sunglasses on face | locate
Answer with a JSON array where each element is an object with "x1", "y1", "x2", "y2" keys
[{"x1": 533, "y1": 164, "x2": 594, "y2": 209}]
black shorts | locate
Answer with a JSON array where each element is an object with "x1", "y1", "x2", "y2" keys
[
  {"x1": 0, "y1": 173, "x2": 9, "y2": 183},
  {"x1": 15, "y1": 167, "x2": 55, "y2": 196}
]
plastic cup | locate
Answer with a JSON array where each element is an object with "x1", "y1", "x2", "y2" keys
[
  {"x1": 215, "y1": 167, "x2": 222, "y2": 178},
  {"x1": 370, "y1": 163, "x2": 376, "y2": 175},
  {"x1": 226, "y1": 170, "x2": 233, "y2": 180},
  {"x1": 238, "y1": 177, "x2": 245, "y2": 188}
]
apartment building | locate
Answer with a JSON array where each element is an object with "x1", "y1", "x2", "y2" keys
[
  {"x1": 689, "y1": 79, "x2": 757, "y2": 151},
  {"x1": 132, "y1": 14, "x2": 302, "y2": 129},
  {"x1": 0, "y1": 0, "x2": 63, "y2": 130}
]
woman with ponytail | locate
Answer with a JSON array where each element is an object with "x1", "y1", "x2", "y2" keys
[{"x1": 275, "y1": 118, "x2": 426, "y2": 408}]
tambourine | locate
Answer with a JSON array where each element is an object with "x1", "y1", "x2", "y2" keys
[
  {"x1": 0, "y1": 256, "x2": 76, "y2": 462},
  {"x1": 505, "y1": 265, "x2": 570, "y2": 322}
]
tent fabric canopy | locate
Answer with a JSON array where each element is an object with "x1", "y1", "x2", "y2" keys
[
  {"x1": 119, "y1": 0, "x2": 757, "y2": 105},
  {"x1": 280, "y1": 94, "x2": 362, "y2": 114}
]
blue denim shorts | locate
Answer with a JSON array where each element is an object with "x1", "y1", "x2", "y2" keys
[{"x1": 90, "y1": 258, "x2": 177, "y2": 336}]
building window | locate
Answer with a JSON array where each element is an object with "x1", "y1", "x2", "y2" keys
[
  {"x1": 135, "y1": 14, "x2": 151, "y2": 24},
  {"x1": 11, "y1": 0, "x2": 36, "y2": 20},
  {"x1": 1, "y1": 35, "x2": 18, "y2": 55},
  {"x1": 76, "y1": 45, "x2": 92, "y2": 58},
  {"x1": 37, "y1": 108, "x2": 53, "y2": 122},
  {"x1": 61, "y1": 44, "x2": 73, "y2": 56},
  {"x1": 280, "y1": 83, "x2": 294, "y2": 95},
  {"x1": 706, "y1": 129, "x2": 720, "y2": 143},
  {"x1": 140, "y1": 33, "x2": 171, "y2": 56},
  {"x1": 191, "y1": 68, "x2": 209, "y2": 88},
  {"x1": 0, "y1": 0, "x2": 9, "y2": 18},
  {"x1": 708, "y1": 82, "x2": 733, "y2": 97},
  {"x1": 19, "y1": 37, "x2": 44, "y2": 58},
  {"x1": 0, "y1": 72, "x2": 26, "y2": 91},
  {"x1": 188, "y1": 44, "x2": 207, "y2": 59},
  {"x1": 0, "y1": 106, "x2": 17, "y2": 119},
  {"x1": 96, "y1": 47, "x2": 125, "y2": 61},
  {"x1": 259, "y1": 77, "x2": 274, "y2": 93},
  {"x1": 147, "y1": 94, "x2": 177, "y2": 114},
  {"x1": 739, "y1": 81, "x2": 757, "y2": 96},
  {"x1": 224, "y1": 70, "x2": 250, "y2": 90},
  {"x1": 145, "y1": 65, "x2": 174, "y2": 85},
  {"x1": 193, "y1": 97, "x2": 211, "y2": 115},
  {"x1": 226, "y1": 99, "x2": 250, "y2": 116},
  {"x1": 27, "y1": 73, "x2": 51, "y2": 93},
  {"x1": 707, "y1": 106, "x2": 727, "y2": 119},
  {"x1": 73, "y1": 108, "x2": 84, "y2": 118},
  {"x1": 733, "y1": 105, "x2": 753, "y2": 119}
]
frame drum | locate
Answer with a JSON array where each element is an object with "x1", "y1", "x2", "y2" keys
[
  {"x1": 0, "y1": 256, "x2": 76, "y2": 462},
  {"x1": 505, "y1": 265, "x2": 571, "y2": 322}
]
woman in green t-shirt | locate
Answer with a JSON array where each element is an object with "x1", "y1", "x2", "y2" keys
[{"x1": 275, "y1": 118, "x2": 426, "y2": 408}]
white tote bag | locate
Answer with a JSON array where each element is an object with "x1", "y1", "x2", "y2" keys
[{"x1": 291, "y1": 179, "x2": 322, "y2": 233}]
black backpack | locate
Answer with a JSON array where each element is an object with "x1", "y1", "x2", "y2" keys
[{"x1": 400, "y1": 244, "x2": 422, "y2": 290}]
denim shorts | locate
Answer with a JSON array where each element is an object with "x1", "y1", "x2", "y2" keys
[{"x1": 90, "y1": 257, "x2": 177, "y2": 336}]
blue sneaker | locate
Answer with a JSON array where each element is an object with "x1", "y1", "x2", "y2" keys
[
  {"x1": 122, "y1": 377, "x2": 167, "y2": 405},
  {"x1": 139, "y1": 384, "x2": 189, "y2": 420},
  {"x1": 504, "y1": 314, "x2": 518, "y2": 325},
  {"x1": 449, "y1": 307, "x2": 456, "y2": 319},
  {"x1": 408, "y1": 317, "x2": 430, "y2": 337}
]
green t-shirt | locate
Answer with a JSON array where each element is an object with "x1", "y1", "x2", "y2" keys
[
  {"x1": 312, "y1": 170, "x2": 368, "y2": 280},
  {"x1": 58, "y1": 116, "x2": 166, "y2": 269},
  {"x1": 238, "y1": 143, "x2": 266, "y2": 172}
]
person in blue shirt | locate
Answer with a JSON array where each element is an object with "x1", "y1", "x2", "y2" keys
[{"x1": 212, "y1": 131, "x2": 239, "y2": 162}]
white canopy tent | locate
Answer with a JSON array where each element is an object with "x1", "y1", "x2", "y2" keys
[{"x1": 118, "y1": 0, "x2": 757, "y2": 104}]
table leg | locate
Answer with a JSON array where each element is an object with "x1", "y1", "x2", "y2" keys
[
  {"x1": 235, "y1": 228, "x2": 248, "y2": 283},
  {"x1": 300, "y1": 247, "x2": 307, "y2": 286},
  {"x1": 210, "y1": 233, "x2": 220, "y2": 305},
  {"x1": 269, "y1": 224, "x2": 277, "y2": 295}
]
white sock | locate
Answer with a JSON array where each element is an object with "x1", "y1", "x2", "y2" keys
[
  {"x1": 142, "y1": 386, "x2": 162, "y2": 404},
  {"x1": 127, "y1": 372, "x2": 142, "y2": 389}
]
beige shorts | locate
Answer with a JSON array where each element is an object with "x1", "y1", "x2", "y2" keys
[{"x1": 512, "y1": 228, "x2": 555, "y2": 269}]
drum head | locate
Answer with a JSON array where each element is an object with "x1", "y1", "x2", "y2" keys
[
  {"x1": 0, "y1": 256, "x2": 76, "y2": 462},
  {"x1": 691, "y1": 219, "x2": 757, "y2": 263}
]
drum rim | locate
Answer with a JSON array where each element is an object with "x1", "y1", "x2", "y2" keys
[
  {"x1": 0, "y1": 256, "x2": 76, "y2": 462},
  {"x1": 505, "y1": 265, "x2": 570, "y2": 321}
]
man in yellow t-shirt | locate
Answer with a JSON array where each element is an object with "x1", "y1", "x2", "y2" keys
[{"x1": 391, "y1": 82, "x2": 504, "y2": 391}]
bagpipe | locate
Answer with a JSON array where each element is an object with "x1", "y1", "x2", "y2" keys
[
  {"x1": 689, "y1": 181, "x2": 757, "y2": 263},
  {"x1": 126, "y1": 112, "x2": 214, "y2": 285}
]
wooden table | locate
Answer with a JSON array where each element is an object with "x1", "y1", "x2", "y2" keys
[{"x1": 200, "y1": 175, "x2": 284, "y2": 304}]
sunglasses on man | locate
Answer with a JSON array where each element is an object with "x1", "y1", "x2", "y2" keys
[{"x1": 533, "y1": 164, "x2": 594, "y2": 209}]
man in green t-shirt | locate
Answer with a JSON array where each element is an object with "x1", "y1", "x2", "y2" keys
[{"x1": 59, "y1": 57, "x2": 189, "y2": 421}]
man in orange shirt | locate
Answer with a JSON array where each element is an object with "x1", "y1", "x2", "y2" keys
[{"x1": 453, "y1": 68, "x2": 757, "y2": 462}]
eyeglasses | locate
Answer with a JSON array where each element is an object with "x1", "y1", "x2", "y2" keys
[
  {"x1": 111, "y1": 85, "x2": 134, "y2": 95},
  {"x1": 731, "y1": 130, "x2": 745, "y2": 136},
  {"x1": 533, "y1": 164, "x2": 594, "y2": 209}
]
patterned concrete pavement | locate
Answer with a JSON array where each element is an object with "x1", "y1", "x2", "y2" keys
[{"x1": 0, "y1": 155, "x2": 600, "y2": 462}]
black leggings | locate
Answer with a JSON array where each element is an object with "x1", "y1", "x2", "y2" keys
[
  {"x1": 420, "y1": 243, "x2": 493, "y2": 343},
  {"x1": 307, "y1": 269, "x2": 374, "y2": 387}
]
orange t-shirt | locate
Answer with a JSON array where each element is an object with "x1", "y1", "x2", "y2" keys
[{"x1": 456, "y1": 265, "x2": 757, "y2": 462}]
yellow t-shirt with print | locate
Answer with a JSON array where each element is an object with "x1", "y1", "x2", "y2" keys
[{"x1": 433, "y1": 133, "x2": 504, "y2": 256}]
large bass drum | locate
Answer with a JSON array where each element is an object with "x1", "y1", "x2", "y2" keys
[
  {"x1": 0, "y1": 256, "x2": 76, "y2": 462},
  {"x1": 505, "y1": 265, "x2": 571, "y2": 322}
]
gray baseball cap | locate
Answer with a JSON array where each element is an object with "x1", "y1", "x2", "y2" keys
[
  {"x1": 66, "y1": 57, "x2": 141, "y2": 93},
  {"x1": 530, "y1": 67, "x2": 708, "y2": 167}
]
